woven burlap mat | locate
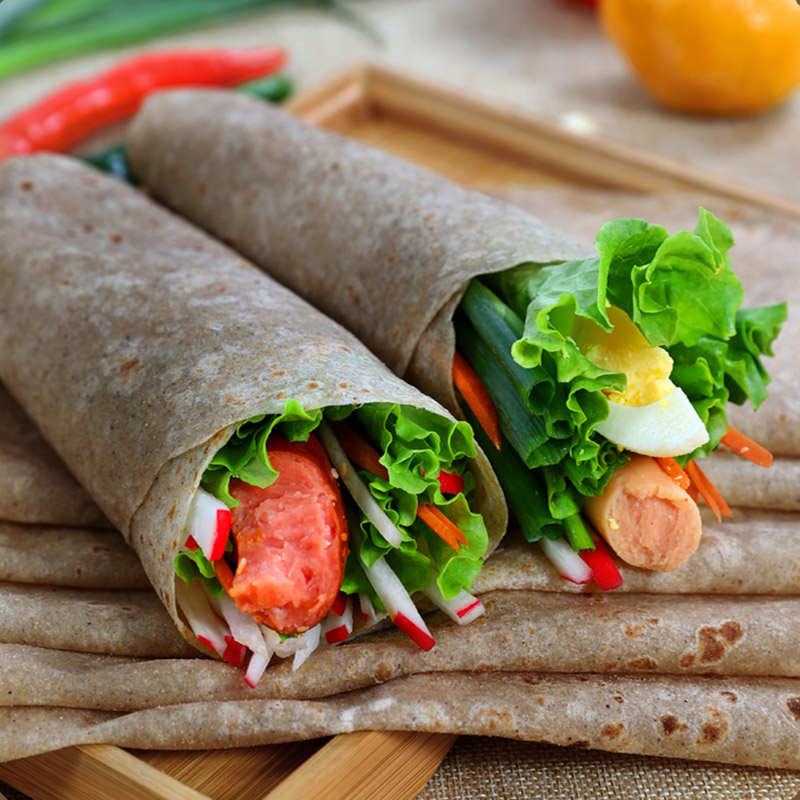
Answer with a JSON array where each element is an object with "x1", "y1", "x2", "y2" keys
[{"x1": 417, "y1": 737, "x2": 800, "y2": 800}]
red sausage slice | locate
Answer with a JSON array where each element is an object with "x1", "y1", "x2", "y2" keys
[{"x1": 227, "y1": 433, "x2": 348, "y2": 633}]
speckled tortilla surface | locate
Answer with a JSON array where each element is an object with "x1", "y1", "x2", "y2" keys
[{"x1": 0, "y1": 153, "x2": 505, "y2": 652}]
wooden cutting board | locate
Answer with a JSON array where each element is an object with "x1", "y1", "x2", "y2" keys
[{"x1": 2, "y1": 62, "x2": 798, "y2": 800}]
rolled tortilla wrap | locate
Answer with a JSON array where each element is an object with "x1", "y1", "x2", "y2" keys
[
  {"x1": 0, "y1": 382, "x2": 110, "y2": 529},
  {"x1": 126, "y1": 92, "x2": 783, "y2": 576},
  {"x1": 0, "y1": 154, "x2": 506, "y2": 668}
]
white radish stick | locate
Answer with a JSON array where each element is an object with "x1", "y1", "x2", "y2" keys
[
  {"x1": 358, "y1": 592, "x2": 382, "y2": 626},
  {"x1": 208, "y1": 591, "x2": 271, "y2": 658},
  {"x1": 323, "y1": 593, "x2": 354, "y2": 644},
  {"x1": 423, "y1": 579, "x2": 485, "y2": 625},
  {"x1": 316, "y1": 420, "x2": 403, "y2": 548},
  {"x1": 540, "y1": 536, "x2": 594, "y2": 584},
  {"x1": 244, "y1": 649, "x2": 272, "y2": 689},
  {"x1": 352, "y1": 532, "x2": 434, "y2": 651},
  {"x1": 260, "y1": 623, "x2": 323, "y2": 668},
  {"x1": 175, "y1": 578, "x2": 230, "y2": 655},
  {"x1": 185, "y1": 487, "x2": 232, "y2": 561},
  {"x1": 291, "y1": 624, "x2": 322, "y2": 671}
]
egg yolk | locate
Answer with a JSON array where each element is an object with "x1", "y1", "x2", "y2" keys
[{"x1": 573, "y1": 307, "x2": 674, "y2": 407}]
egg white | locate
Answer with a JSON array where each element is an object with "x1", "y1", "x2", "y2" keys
[{"x1": 594, "y1": 387, "x2": 709, "y2": 457}]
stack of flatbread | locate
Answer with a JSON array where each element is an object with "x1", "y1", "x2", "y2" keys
[{"x1": 0, "y1": 154, "x2": 798, "y2": 771}]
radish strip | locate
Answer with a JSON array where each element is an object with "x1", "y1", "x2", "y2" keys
[
  {"x1": 175, "y1": 578, "x2": 230, "y2": 655},
  {"x1": 323, "y1": 595, "x2": 354, "y2": 644},
  {"x1": 291, "y1": 625, "x2": 321, "y2": 671},
  {"x1": 352, "y1": 528, "x2": 435, "y2": 651},
  {"x1": 540, "y1": 537, "x2": 594, "y2": 584},
  {"x1": 261, "y1": 624, "x2": 322, "y2": 669},
  {"x1": 245, "y1": 650, "x2": 271, "y2": 689},
  {"x1": 185, "y1": 487, "x2": 232, "y2": 562},
  {"x1": 423, "y1": 578, "x2": 485, "y2": 625},
  {"x1": 358, "y1": 592, "x2": 381, "y2": 626},
  {"x1": 317, "y1": 420, "x2": 403, "y2": 548},
  {"x1": 208, "y1": 591, "x2": 270, "y2": 658},
  {"x1": 222, "y1": 636, "x2": 247, "y2": 667},
  {"x1": 579, "y1": 537, "x2": 623, "y2": 591}
]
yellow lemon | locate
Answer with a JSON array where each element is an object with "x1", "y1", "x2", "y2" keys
[{"x1": 601, "y1": 0, "x2": 800, "y2": 115}]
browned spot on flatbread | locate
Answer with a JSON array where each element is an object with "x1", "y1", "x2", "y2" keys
[
  {"x1": 646, "y1": 618, "x2": 660, "y2": 625},
  {"x1": 567, "y1": 740, "x2": 590, "y2": 748},
  {"x1": 660, "y1": 714, "x2": 687, "y2": 735},
  {"x1": 613, "y1": 695, "x2": 624, "y2": 704},
  {"x1": 91, "y1": 546, "x2": 112, "y2": 554},
  {"x1": 786, "y1": 698, "x2": 800, "y2": 719},
  {"x1": 167, "y1": 504, "x2": 176, "y2": 521},
  {"x1": 275, "y1": 392, "x2": 286, "y2": 400},
  {"x1": 307, "y1": 382, "x2": 319, "y2": 389},
  {"x1": 684, "y1": 622, "x2": 744, "y2": 666},
  {"x1": 698, "y1": 628, "x2": 726, "y2": 662},
  {"x1": 697, "y1": 720, "x2": 728, "y2": 746},
  {"x1": 519, "y1": 676, "x2": 541, "y2": 685},
  {"x1": 20, "y1": 181, "x2": 34, "y2": 191},
  {"x1": 339, "y1": 382, "x2": 348, "y2": 389},
  {"x1": 602, "y1": 723, "x2": 624, "y2": 740},
  {"x1": 720, "y1": 621, "x2": 743, "y2": 644},
  {"x1": 339, "y1": 346, "x2": 351, "y2": 353},
  {"x1": 625, "y1": 623, "x2": 644, "y2": 638},
  {"x1": 272, "y1": 370, "x2": 285, "y2": 377},
  {"x1": 109, "y1": 233, "x2": 123, "y2": 244},
  {"x1": 119, "y1": 356, "x2": 140, "y2": 375},
  {"x1": 720, "y1": 691, "x2": 738, "y2": 703},
  {"x1": 627, "y1": 657, "x2": 657, "y2": 671}
]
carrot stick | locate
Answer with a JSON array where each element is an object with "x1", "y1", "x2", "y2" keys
[
  {"x1": 655, "y1": 456, "x2": 691, "y2": 491},
  {"x1": 720, "y1": 426, "x2": 774, "y2": 468},
  {"x1": 329, "y1": 421, "x2": 389, "y2": 480},
  {"x1": 452, "y1": 351, "x2": 502, "y2": 450},
  {"x1": 214, "y1": 558, "x2": 235, "y2": 594},
  {"x1": 417, "y1": 503, "x2": 468, "y2": 550},
  {"x1": 685, "y1": 460, "x2": 732, "y2": 523}
]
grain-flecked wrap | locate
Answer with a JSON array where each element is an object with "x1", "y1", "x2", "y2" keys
[
  {"x1": 0, "y1": 153, "x2": 506, "y2": 654},
  {"x1": 126, "y1": 90, "x2": 592, "y2": 412}
]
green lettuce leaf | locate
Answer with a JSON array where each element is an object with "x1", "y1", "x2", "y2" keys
[{"x1": 174, "y1": 549, "x2": 224, "y2": 597}]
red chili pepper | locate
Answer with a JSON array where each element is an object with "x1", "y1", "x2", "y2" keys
[{"x1": 0, "y1": 48, "x2": 286, "y2": 160}]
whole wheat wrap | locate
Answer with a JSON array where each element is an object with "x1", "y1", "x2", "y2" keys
[
  {"x1": 127, "y1": 91, "x2": 592, "y2": 412},
  {"x1": 0, "y1": 153, "x2": 505, "y2": 655}
]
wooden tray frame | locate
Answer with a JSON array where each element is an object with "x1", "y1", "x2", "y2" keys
[{"x1": 3, "y1": 61, "x2": 799, "y2": 800}]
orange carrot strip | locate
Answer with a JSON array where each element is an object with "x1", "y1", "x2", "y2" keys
[
  {"x1": 214, "y1": 559, "x2": 235, "y2": 594},
  {"x1": 417, "y1": 503, "x2": 468, "y2": 550},
  {"x1": 721, "y1": 426, "x2": 774, "y2": 468},
  {"x1": 655, "y1": 456, "x2": 691, "y2": 491},
  {"x1": 685, "y1": 460, "x2": 732, "y2": 523},
  {"x1": 452, "y1": 351, "x2": 502, "y2": 450},
  {"x1": 329, "y1": 421, "x2": 389, "y2": 481}
]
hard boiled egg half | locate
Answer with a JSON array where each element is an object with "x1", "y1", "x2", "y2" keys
[{"x1": 575, "y1": 307, "x2": 709, "y2": 457}]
